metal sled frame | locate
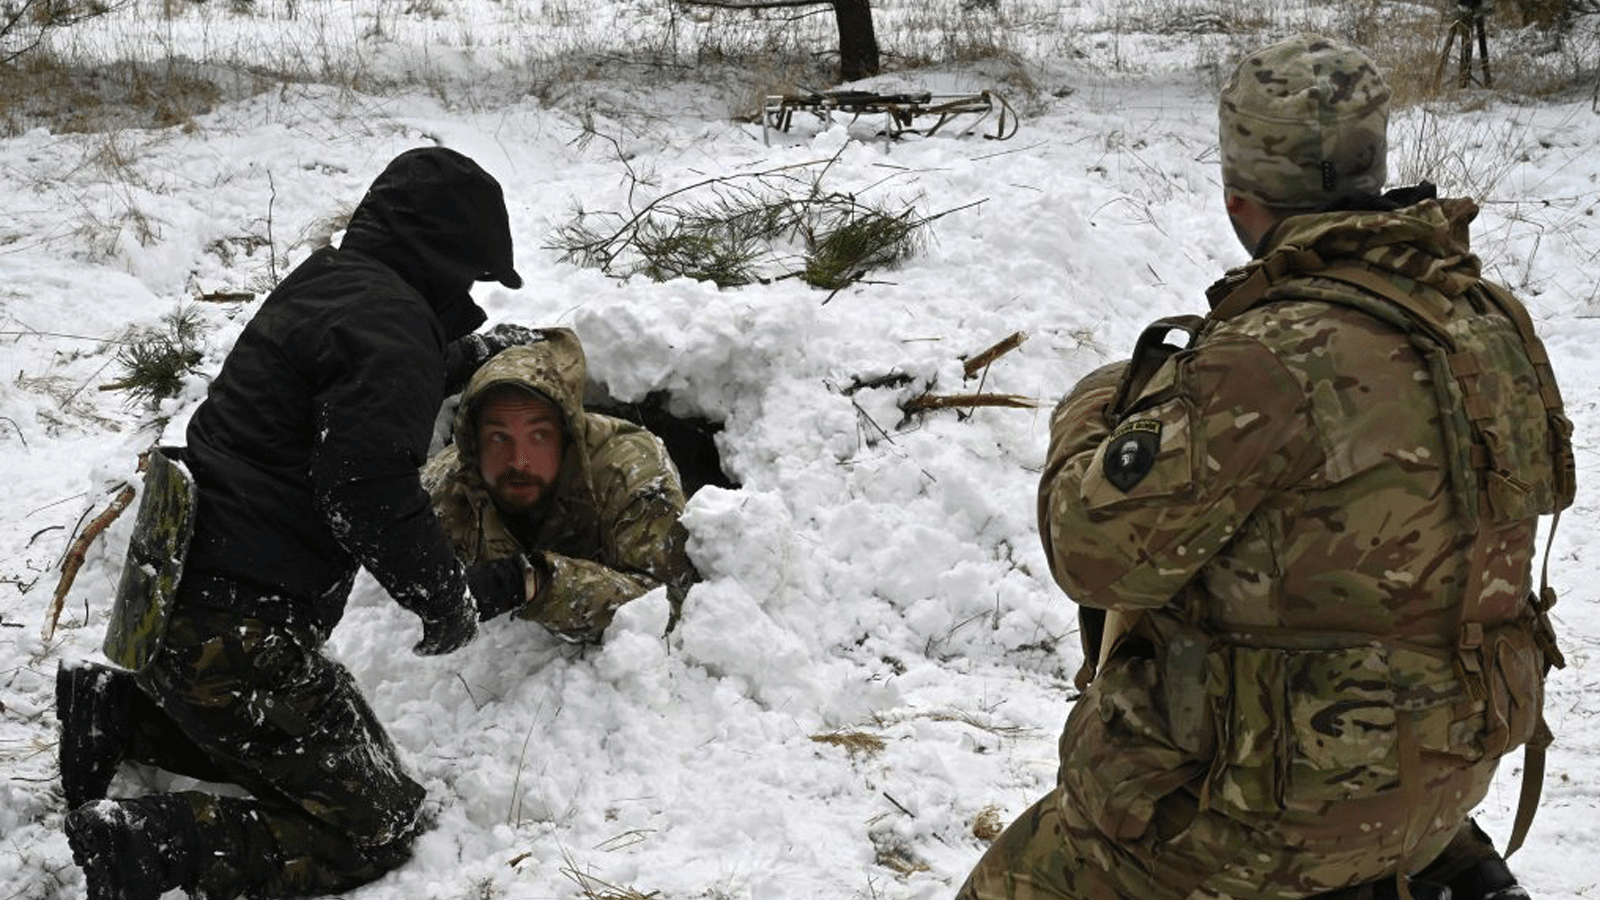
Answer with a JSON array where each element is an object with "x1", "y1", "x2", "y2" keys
[{"x1": 762, "y1": 89, "x2": 1018, "y2": 145}]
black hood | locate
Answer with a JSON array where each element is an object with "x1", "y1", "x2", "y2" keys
[{"x1": 340, "y1": 147, "x2": 523, "y2": 339}]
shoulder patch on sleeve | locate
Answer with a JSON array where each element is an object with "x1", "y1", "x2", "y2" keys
[{"x1": 1104, "y1": 418, "x2": 1161, "y2": 492}]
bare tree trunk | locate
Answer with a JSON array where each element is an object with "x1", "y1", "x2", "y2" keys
[
  {"x1": 833, "y1": 0, "x2": 880, "y2": 81},
  {"x1": 674, "y1": 0, "x2": 881, "y2": 82}
]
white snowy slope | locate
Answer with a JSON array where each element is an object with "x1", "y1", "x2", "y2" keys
[{"x1": 2, "y1": 7, "x2": 1598, "y2": 900}]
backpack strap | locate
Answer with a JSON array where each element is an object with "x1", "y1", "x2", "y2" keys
[
  {"x1": 1107, "y1": 315, "x2": 1206, "y2": 421},
  {"x1": 1472, "y1": 280, "x2": 1577, "y2": 510}
]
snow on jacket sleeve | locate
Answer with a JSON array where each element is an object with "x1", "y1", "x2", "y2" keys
[
  {"x1": 1039, "y1": 332, "x2": 1312, "y2": 612},
  {"x1": 309, "y1": 299, "x2": 468, "y2": 619},
  {"x1": 522, "y1": 423, "x2": 692, "y2": 643}
]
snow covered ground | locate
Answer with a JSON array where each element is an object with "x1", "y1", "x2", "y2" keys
[{"x1": 2, "y1": 3, "x2": 1598, "y2": 899}]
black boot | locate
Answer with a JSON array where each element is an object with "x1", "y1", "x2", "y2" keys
[
  {"x1": 65, "y1": 796, "x2": 203, "y2": 900},
  {"x1": 1450, "y1": 854, "x2": 1531, "y2": 900},
  {"x1": 1373, "y1": 876, "x2": 1453, "y2": 900},
  {"x1": 1313, "y1": 874, "x2": 1453, "y2": 900},
  {"x1": 56, "y1": 662, "x2": 134, "y2": 810},
  {"x1": 1434, "y1": 819, "x2": 1531, "y2": 900}
]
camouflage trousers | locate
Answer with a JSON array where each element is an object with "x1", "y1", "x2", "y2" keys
[
  {"x1": 954, "y1": 777, "x2": 1494, "y2": 900},
  {"x1": 122, "y1": 583, "x2": 425, "y2": 899}
]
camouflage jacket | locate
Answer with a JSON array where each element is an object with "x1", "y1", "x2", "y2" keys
[
  {"x1": 422, "y1": 329, "x2": 694, "y2": 643},
  {"x1": 1040, "y1": 197, "x2": 1570, "y2": 874}
]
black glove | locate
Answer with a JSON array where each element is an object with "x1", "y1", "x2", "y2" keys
[
  {"x1": 413, "y1": 591, "x2": 479, "y2": 656},
  {"x1": 465, "y1": 556, "x2": 529, "y2": 622},
  {"x1": 479, "y1": 323, "x2": 547, "y2": 356},
  {"x1": 444, "y1": 324, "x2": 549, "y2": 394}
]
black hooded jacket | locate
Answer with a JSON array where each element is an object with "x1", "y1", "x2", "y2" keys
[{"x1": 182, "y1": 147, "x2": 520, "y2": 633}]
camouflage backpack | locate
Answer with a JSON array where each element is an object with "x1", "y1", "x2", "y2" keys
[{"x1": 1197, "y1": 219, "x2": 1575, "y2": 854}]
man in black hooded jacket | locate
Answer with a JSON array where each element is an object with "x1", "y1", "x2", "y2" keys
[{"x1": 55, "y1": 147, "x2": 535, "y2": 900}]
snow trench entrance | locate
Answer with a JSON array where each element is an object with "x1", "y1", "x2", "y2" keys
[{"x1": 588, "y1": 389, "x2": 738, "y2": 497}]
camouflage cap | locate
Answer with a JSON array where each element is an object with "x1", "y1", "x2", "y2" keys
[{"x1": 1219, "y1": 34, "x2": 1390, "y2": 210}]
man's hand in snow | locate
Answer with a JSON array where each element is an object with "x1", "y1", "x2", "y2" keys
[{"x1": 413, "y1": 593, "x2": 479, "y2": 656}]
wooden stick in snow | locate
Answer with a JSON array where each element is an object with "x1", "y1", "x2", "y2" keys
[
  {"x1": 902, "y1": 392, "x2": 1036, "y2": 413},
  {"x1": 45, "y1": 452, "x2": 149, "y2": 641},
  {"x1": 962, "y1": 331, "x2": 1027, "y2": 379}
]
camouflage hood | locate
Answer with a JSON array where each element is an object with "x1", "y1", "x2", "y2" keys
[
  {"x1": 450, "y1": 328, "x2": 593, "y2": 511},
  {"x1": 1219, "y1": 195, "x2": 1484, "y2": 306}
]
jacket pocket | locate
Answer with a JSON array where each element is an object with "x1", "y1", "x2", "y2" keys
[
  {"x1": 1059, "y1": 654, "x2": 1204, "y2": 841},
  {"x1": 1285, "y1": 644, "x2": 1401, "y2": 800},
  {"x1": 1208, "y1": 644, "x2": 1402, "y2": 813},
  {"x1": 1477, "y1": 622, "x2": 1544, "y2": 758}
]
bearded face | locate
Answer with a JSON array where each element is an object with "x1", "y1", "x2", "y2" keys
[{"x1": 474, "y1": 388, "x2": 564, "y2": 515}]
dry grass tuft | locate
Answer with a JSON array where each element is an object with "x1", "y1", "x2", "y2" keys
[
  {"x1": 1391, "y1": 103, "x2": 1535, "y2": 201},
  {"x1": 811, "y1": 730, "x2": 888, "y2": 757},
  {"x1": 560, "y1": 851, "x2": 659, "y2": 900},
  {"x1": 972, "y1": 803, "x2": 1006, "y2": 842},
  {"x1": 0, "y1": 55, "x2": 249, "y2": 136},
  {"x1": 917, "y1": 709, "x2": 1034, "y2": 738},
  {"x1": 873, "y1": 843, "x2": 931, "y2": 877}
]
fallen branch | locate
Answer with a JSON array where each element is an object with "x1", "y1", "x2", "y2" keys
[
  {"x1": 45, "y1": 483, "x2": 135, "y2": 640},
  {"x1": 962, "y1": 331, "x2": 1027, "y2": 379},
  {"x1": 901, "y1": 392, "x2": 1037, "y2": 414},
  {"x1": 838, "y1": 371, "x2": 914, "y2": 396},
  {"x1": 196, "y1": 291, "x2": 254, "y2": 304},
  {"x1": 45, "y1": 453, "x2": 149, "y2": 640}
]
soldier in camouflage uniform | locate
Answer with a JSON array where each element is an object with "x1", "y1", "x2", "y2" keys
[
  {"x1": 955, "y1": 34, "x2": 1572, "y2": 900},
  {"x1": 423, "y1": 327, "x2": 696, "y2": 641},
  {"x1": 56, "y1": 148, "x2": 541, "y2": 900}
]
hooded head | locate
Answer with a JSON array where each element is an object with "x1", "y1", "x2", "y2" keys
[
  {"x1": 341, "y1": 147, "x2": 523, "y2": 338},
  {"x1": 453, "y1": 328, "x2": 591, "y2": 518},
  {"x1": 1219, "y1": 34, "x2": 1390, "y2": 212}
]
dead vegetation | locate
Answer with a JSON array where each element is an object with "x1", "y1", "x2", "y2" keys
[
  {"x1": 1, "y1": 0, "x2": 137, "y2": 67},
  {"x1": 548, "y1": 149, "x2": 978, "y2": 296},
  {"x1": 558, "y1": 849, "x2": 660, "y2": 900},
  {"x1": 811, "y1": 729, "x2": 888, "y2": 757},
  {"x1": 0, "y1": 56, "x2": 266, "y2": 136},
  {"x1": 971, "y1": 803, "x2": 1005, "y2": 841},
  {"x1": 2, "y1": 1, "x2": 1595, "y2": 141}
]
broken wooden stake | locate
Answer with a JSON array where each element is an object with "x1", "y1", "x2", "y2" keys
[
  {"x1": 902, "y1": 392, "x2": 1036, "y2": 413},
  {"x1": 46, "y1": 484, "x2": 134, "y2": 640},
  {"x1": 45, "y1": 452, "x2": 149, "y2": 640},
  {"x1": 962, "y1": 331, "x2": 1027, "y2": 379}
]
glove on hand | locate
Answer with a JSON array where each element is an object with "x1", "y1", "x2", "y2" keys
[
  {"x1": 413, "y1": 591, "x2": 480, "y2": 656},
  {"x1": 465, "y1": 556, "x2": 529, "y2": 622},
  {"x1": 464, "y1": 323, "x2": 546, "y2": 370},
  {"x1": 479, "y1": 323, "x2": 546, "y2": 357},
  {"x1": 445, "y1": 324, "x2": 548, "y2": 394}
]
